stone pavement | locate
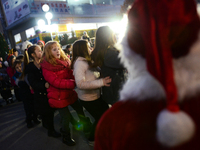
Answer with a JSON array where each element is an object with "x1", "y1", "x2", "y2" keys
[{"x1": 0, "y1": 94, "x2": 94, "y2": 150}]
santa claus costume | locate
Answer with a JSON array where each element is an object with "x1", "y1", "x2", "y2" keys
[{"x1": 94, "y1": 0, "x2": 200, "y2": 149}]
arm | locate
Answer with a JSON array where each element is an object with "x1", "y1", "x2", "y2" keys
[
  {"x1": 42, "y1": 68, "x2": 75, "y2": 89},
  {"x1": 28, "y1": 72, "x2": 46, "y2": 91},
  {"x1": 104, "y1": 48, "x2": 124, "y2": 69},
  {"x1": 74, "y1": 60, "x2": 104, "y2": 90}
]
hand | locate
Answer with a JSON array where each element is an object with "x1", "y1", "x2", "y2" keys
[
  {"x1": 45, "y1": 82, "x2": 50, "y2": 89},
  {"x1": 103, "y1": 77, "x2": 112, "y2": 87}
]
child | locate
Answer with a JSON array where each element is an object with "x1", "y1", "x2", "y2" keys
[
  {"x1": 18, "y1": 51, "x2": 40, "y2": 128},
  {"x1": 72, "y1": 40, "x2": 111, "y2": 145},
  {"x1": 13, "y1": 48, "x2": 18, "y2": 57},
  {"x1": 41, "y1": 41, "x2": 90, "y2": 146},
  {"x1": 6, "y1": 54, "x2": 16, "y2": 87},
  {"x1": 0, "y1": 62, "x2": 13, "y2": 104},
  {"x1": 6, "y1": 54, "x2": 21, "y2": 102},
  {"x1": 64, "y1": 44, "x2": 72, "y2": 59},
  {"x1": 37, "y1": 40, "x2": 45, "y2": 51},
  {"x1": 13, "y1": 60, "x2": 22, "y2": 82},
  {"x1": 24, "y1": 45, "x2": 60, "y2": 137}
]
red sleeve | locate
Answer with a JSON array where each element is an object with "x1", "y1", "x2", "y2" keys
[
  {"x1": 69, "y1": 69, "x2": 75, "y2": 80},
  {"x1": 42, "y1": 68, "x2": 75, "y2": 89}
]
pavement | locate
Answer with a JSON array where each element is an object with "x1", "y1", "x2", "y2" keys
[{"x1": 0, "y1": 92, "x2": 95, "y2": 150}]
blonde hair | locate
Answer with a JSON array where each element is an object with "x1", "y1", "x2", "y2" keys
[{"x1": 43, "y1": 41, "x2": 69, "y2": 65}]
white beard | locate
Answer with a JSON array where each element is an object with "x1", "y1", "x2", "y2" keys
[{"x1": 117, "y1": 32, "x2": 200, "y2": 102}]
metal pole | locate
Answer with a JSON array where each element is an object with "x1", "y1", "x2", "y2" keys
[{"x1": 48, "y1": 19, "x2": 53, "y2": 41}]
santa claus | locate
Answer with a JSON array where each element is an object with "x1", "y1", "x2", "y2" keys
[{"x1": 94, "y1": 0, "x2": 200, "y2": 149}]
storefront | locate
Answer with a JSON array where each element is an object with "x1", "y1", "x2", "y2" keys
[{"x1": 1, "y1": 0, "x2": 124, "y2": 48}]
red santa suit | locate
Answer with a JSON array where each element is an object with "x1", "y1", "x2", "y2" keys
[{"x1": 94, "y1": 0, "x2": 200, "y2": 149}]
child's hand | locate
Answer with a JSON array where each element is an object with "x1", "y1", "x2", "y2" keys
[
  {"x1": 30, "y1": 86, "x2": 33, "y2": 90},
  {"x1": 45, "y1": 82, "x2": 50, "y2": 89},
  {"x1": 103, "y1": 77, "x2": 112, "y2": 87}
]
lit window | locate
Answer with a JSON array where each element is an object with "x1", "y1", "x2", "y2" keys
[
  {"x1": 14, "y1": 33, "x2": 21, "y2": 43},
  {"x1": 25, "y1": 27, "x2": 35, "y2": 39}
]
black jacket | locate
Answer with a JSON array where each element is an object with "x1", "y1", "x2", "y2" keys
[
  {"x1": 26, "y1": 62, "x2": 53, "y2": 115},
  {"x1": 101, "y1": 47, "x2": 126, "y2": 105}
]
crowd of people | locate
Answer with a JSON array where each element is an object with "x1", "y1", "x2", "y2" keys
[
  {"x1": 1, "y1": 0, "x2": 200, "y2": 149},
  {"x1": 0, "y1": 26, "x2": 126, "y2": 147}
]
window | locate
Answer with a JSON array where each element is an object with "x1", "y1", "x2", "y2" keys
[
  {"x1": 25, "y1": 27, "x2": 35, "y2": 39},
  {"x1": 14, "y1": 33, "x2": 21, "y2": 43}
]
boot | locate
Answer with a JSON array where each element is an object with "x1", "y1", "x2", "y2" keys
[
  {"x1": 48, "y1": 130, "x2": 61, "y2": 138},
  {"x1": 60, "y1": 129, "x2": 76, "y2": 146},
  {"x1": 42, "y1": 120, "x2": 48, "y2": 129}
]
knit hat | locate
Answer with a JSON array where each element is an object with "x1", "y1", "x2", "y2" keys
[{"x1": 124, "y1": 0, "x2": 200, "y2": 147}]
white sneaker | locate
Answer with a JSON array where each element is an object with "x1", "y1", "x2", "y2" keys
[{"x1": 88, "y1": 141, "x2": 95, "y2": 146}]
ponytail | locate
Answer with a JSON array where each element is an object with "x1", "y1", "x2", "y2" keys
[{"x1": 19, "y1": 45, "x2": 38, "y2": 80}]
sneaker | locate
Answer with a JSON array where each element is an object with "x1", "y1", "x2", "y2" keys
[
  {"x1": 33, "y1": 119, "x2": 41, "y2": 124},
  {"x1": 88, "y1": 140, "x2": 95, "y2": 146}
]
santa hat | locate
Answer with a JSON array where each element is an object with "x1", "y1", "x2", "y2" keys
[
  {"x1": 37, "y1": 40, "x2": 45, "y2": 46},
  {"x1": 121, "y1": 0, "x2": 200, "y2": 147}
]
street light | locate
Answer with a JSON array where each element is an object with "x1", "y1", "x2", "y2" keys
[
  {"x1": 37, "y1": 19, "x2": 45, "y2": 26},
  {"x1": 42, "y1": 4, "x2": 50, "y2": 12},
  {"x1": 45, "y1": 12, "x2": 53, "y2": 20},
  {"x1": 41, "y1": 4, "x2": 53, "y2": 41}
]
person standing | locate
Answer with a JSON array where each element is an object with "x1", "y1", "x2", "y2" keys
[
  {"x1": 37, "y1": 40, "x2": 45, "y2": 51},
  {"x1": 23, "y1": 45, "x2": 61, "y2": 137},
  {"x1": 41, "y1": 41, "x2": 89, "y2": 146},
  {"x1": 91, "y1": 26, "x2": 126, "y2": 105},
  {"x1": 72, "y1": 40, "x2": 111, "y2": 145}
]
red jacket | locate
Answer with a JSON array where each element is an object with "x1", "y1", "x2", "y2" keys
[
  {"x1": 41, "y1": 59, "x2": 77, "y2": 108},
  {"x1": 95, "y1": 97, "x2": 200, "y2": 150},
  {"x1": 6, "y1": 67, "x2": 16, "y2": 86}
]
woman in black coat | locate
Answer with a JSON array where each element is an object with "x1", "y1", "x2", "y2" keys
[
  {"x1": 23, "y1": 45, "x2": 60, "y2": 137},
  {"x1": 91, "y1": 26, "x2": 126, "y2": 105}
]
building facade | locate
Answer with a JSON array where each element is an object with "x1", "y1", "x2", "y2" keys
[{"x1": 0, "y1": 0, "x2": 124, "y2": 48}]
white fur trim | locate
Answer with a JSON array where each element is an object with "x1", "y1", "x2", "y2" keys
[
  {"x1": 21, "y1": 41, "x2": 32, "y2": 51},
  {"x1": 157, "y1": 109, "x2": 195, "y2": 147},
  {"x1": 117, "y1": 33, "x2": 165, "y2": 101},
  {"x1": 173, "y1": 33, "x2": 200, "y2": 100},
  {"x1": 118, "y1": 29, "x2": 200, "y2": 101}
]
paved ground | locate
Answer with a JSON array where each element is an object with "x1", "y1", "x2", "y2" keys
[{"x1": 0, "y1": 93, "x2": 94, "y2": 150}]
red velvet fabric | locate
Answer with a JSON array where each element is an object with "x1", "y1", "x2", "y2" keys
[
  {"x1": 41, "y1": 59, "x2": 77, "y2": 108},
  {"x1": 127, "y1": 0, "x2": 200, "y2": 112},
  {"x1": 95, "y1": 97, "x2": 200, "y2": 150}
]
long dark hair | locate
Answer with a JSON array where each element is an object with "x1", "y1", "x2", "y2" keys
[
  {"x1": 71, "y1": 40, "x2": 92, "y2": 69},
  {"x1": 19, "y1": 45, "x2": 39, "y2": 80},
  {"x1": 91, "y1": 26, "x2": 116, "y2": 67}
]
